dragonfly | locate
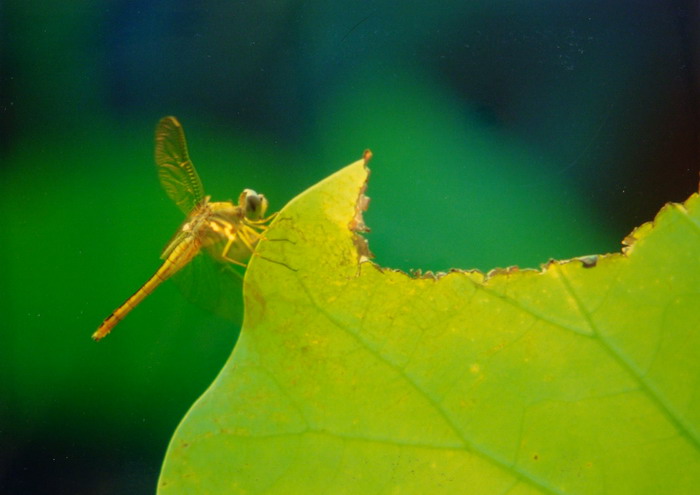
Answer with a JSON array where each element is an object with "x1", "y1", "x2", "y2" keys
[{"x1": 92, "y1": 116, "x2": 275, "y2": 341}]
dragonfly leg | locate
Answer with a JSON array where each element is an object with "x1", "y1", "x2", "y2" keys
[
  {"x1": 242, "y1": 217, "x2": 297, "y2": 248},
  {"x1": 244, "y1": 229, "x2": 298, "y2": 272},
  {"x1": 241, "y1": 227, "x2": 297, "y2": 272},
  {"x1": 219, "y1": 234, "x2": 249, "y2": 267},
  {"x1": 236, "y1": 226, "x2": 261, "y2": 253},
  {"x1": 256, "y1": 255, "x2": 298, "y2": 272},
  {"x1": 218, "y1": 223, "x2": 298, "y2": 272},
  {"x1": 244, "y1": 212, "x2": 276, "y2": 225}
]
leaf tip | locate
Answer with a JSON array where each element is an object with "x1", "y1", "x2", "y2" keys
[{"x1": 350, "y1": 150, "x2": 374, "y2": 262}]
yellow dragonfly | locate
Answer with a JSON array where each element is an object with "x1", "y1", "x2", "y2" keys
[{"x1": 93, "y1": 116, "x2": 274, "y2": 341}]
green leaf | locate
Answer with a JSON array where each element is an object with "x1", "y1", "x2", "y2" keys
[{"x1": 159, "y1": 156, "x2": 700, "y2": 494}]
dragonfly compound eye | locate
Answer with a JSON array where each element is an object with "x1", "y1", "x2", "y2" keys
[{"x1": 241, "y1": 189, "x2": 268, "y2": 219}]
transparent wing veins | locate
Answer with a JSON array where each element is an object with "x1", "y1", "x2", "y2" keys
[{"x1": 155, "y1": 116, "x2": 206, "y2": 214}]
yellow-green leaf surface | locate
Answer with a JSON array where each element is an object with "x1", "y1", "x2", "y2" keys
[{"x1": 159, "y1": 157, "x2": 700, "y2": 494}]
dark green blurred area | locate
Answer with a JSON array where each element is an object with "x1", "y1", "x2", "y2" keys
[{"x1": 1, "y1": 2, "x2": 698, "y2": 494}]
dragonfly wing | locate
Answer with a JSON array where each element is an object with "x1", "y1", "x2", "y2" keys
[
  {"x1": 155, "y1": 116, "x2": 206, "y2": 214},
  {"x1": 170, "y1": 249, "x2": 247, "y2": 324}
]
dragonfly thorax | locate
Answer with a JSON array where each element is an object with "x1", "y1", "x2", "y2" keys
[{"x1": 181, "y1": 199, "x2": 217, "y2": 235}]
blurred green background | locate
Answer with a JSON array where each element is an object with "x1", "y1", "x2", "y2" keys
[{"x1": 1, "y1": 2, "x2": 698, "y2": 493}]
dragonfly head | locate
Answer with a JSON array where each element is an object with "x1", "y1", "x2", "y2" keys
[{"x1": 239, "y1": 189, "x2": 269, "y2": 220}]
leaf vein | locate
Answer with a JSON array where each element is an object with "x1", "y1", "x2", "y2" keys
[
  {"x1": 556, "y1": 269, "x2": 700, "y2": 452},
  {"x1": 467, "y1": 277, "x2": 593, "y2": 337},
  {"x1": 295, "y1": 276, "x2": 570, "y2": 495}
]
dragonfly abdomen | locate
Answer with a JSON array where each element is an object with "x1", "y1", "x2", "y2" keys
[{"x1": 92, "y1": 235, "x2": 202, "y2": 341}]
